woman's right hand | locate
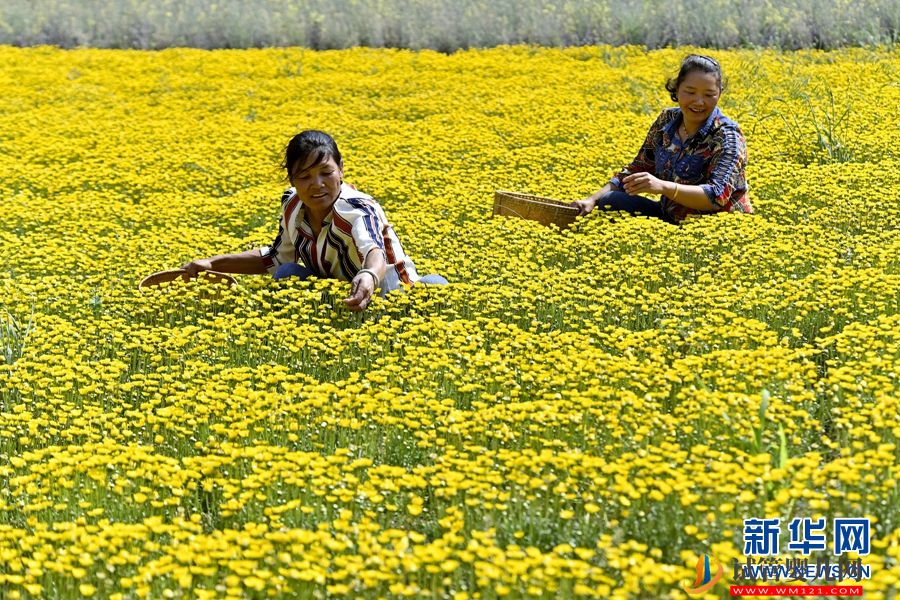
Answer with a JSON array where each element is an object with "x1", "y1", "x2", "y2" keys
[
  {"x1": 342, "y1": 271, "x2": 377, "y2": 312},
  {"x1": 181, "y1": 258, "x2": 213, "y2": 279},
  {"x1": 570, "y1": 198, "x2": 597, "y2": 216}
]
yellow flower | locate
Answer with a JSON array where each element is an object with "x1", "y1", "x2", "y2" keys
[{"x1": 0, "y1": 43, "x2": 897, "y2": 600}]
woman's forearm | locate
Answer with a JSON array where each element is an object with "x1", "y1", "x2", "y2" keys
[
  {"x1": 664, "y1": 181, "x2": 717, "y2": 211},
  {"x1": 587, "y1": 183, "x2": 614, "y2": 203},
  {"x1": 208, "y1": 250, "x2": 269, "y2": 274},
  {"x1": 363, "y1": 249, "x2": 387, "y2": 283}
]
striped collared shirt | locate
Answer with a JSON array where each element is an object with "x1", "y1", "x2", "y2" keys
[
  {"x1": 610, "y1": 107, "x2": 753, "y2": 223},
  {"x1": 260, "y1": 183, "x2": 419, "y2": 285}
]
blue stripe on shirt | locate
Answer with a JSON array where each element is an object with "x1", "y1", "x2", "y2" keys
[
  {"x1": 325, "y1": 226, "x2": 358, "y2": 280},
  {"x1": 344, "y1": 198, "x2": 385, "y2": 250}
]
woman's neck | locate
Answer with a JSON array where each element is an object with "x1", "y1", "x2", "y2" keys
[
  {"x1": 680, "y1": 112, "x2": 699, "y2": 133},
  {"x1": 305, "y1": 201, "x2": 336, "y2": 235}
]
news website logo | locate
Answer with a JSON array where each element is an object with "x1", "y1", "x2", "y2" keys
[
  {"x1": 681, "y1": 517, "x2": 872, "y2": 597},
  {"x1": 683, "y1": 554, "x2": 724, "y2": 595},
  {"x1": 728, "y1": 517, "x2": 871, "y2": 597}
]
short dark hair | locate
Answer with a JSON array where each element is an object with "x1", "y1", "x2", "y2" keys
[
  {"x1": 283, "y1": 130, "x2": 342, "y2": 181},
  {"x1": 665, "y1": 54, "x2": 725, "y2": 102}
]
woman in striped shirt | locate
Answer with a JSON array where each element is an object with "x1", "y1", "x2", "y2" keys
[
  {"x1": 571, "y1": 54, "x2": 753, "y2": 224},
  {"x1": 182, "y1": 130, "x2": 446, "y2": 311}
]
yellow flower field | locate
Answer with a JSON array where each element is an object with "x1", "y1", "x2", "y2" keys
[{"x1": 0, "y1": 45, "x2": 898, "y2": 598}]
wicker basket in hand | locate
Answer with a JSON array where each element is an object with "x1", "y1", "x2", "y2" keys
[{"x1": 493, "y1": 190, "x2": 579, "y2": 228}]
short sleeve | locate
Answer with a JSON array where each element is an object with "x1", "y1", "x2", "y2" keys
[
  {"x1": 699, "y1": 125, "x2": 748, "y2": 209},
  {"x1": 337, "y1": 198, "x2": 386, "y2": 262}
]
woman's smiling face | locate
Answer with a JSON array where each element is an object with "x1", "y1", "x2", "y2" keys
[
  {"x1": 290, "y1": 153, "x2": 343, "y2": 212},
  {"x1": 677, "y1": 70, "x2": 721, "y2": 129}
]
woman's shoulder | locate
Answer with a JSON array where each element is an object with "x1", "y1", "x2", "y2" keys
[
  {"x1": 335, "y1": 184, "x2": 386, "y2": 216},
  {"x1": 710, "y1": 109, "x2": 744, "y2": 135},
  {"x1": 280, "y1": 187, "x2": 297, "y2": 205},
  {"x1": 655, "y1": 107, "x2": 681, "y2": 124},
  {"x1": 339, "y1": 182, "x2": 374, "y2": 201},
  {"x1": 336, "y1": 183, "x2": 378, "y2": 207},
  {"x1": 660, "y1": 107, "x2": 680, "y2": 119}
]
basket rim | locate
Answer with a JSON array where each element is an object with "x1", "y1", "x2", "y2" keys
[
  {"x1": 495, "y1": 189, "x2": 569, "y2": 203},
  {"x1": 494, "y1": 190, "x2": 578, "y2": 214}
]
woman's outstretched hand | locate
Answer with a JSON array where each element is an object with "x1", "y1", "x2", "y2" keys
[
  {"x1": 181, "y1": 259, "x2": 213, "y2": 280},
  {"x1": 570, "y1": 198, "x2": 597, "y2": 216},
  {"x1": 622, "y1": 172, "x2": 666, "y2": 196},
  {"x1": 342, "y1": 271, "x2": 377, "y2": 312}
]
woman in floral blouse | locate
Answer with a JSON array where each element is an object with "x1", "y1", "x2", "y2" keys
[{"x1": 572, "y1": 54, "x2": 753, "y2": 224}]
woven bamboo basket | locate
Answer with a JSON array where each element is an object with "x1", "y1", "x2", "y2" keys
[
  {"x1": 138, "y1": 269, "x2": 237, "y2": 292},
  {"x1": 493, "y1": 190, "x2": 579, "y2": 228}
]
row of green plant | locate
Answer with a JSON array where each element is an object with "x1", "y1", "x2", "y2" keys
[{"x1": 1, "y1": 0, "x2": 897, "y2": 50}]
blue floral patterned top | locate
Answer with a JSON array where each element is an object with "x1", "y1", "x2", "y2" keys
[{"x1": 610, "y1": 107, "x2": 753, "y2": 223}]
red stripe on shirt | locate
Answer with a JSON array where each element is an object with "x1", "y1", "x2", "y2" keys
[
  {"x1": 284, "y1": 195, "x2": 301, "y2": 229},
  {"x1": 332, "y1": 212, "x2": 353, "y2": 236},
  {"x1": 283, "y1": 195, "x2": 303, "y2": 262},
  {"x1": 383, "y1": 228, "x2": 411, "y2": 284}
]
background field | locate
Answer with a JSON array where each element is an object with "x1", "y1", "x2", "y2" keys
[
  {"x1": 0, "y1": 0, "x2": 898, "y2": 50},
  {"x1": 1, "y1": 44, "x2": 899, "y2": 598}
]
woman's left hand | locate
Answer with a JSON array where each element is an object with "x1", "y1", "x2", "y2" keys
[
  {"x1": 622, "y1": 172, "x2": 667, "y2": 196},
  {"x1": 342, "y1": 272, "x2": 377, "y2": 311}
]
